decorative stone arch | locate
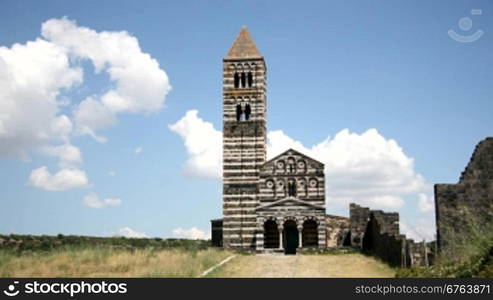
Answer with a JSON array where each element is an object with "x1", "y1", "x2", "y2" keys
[
  {"x1": 302, "y1": 215, "x2": 320, "y2": 224},
  {"x1": 297, "y1": 178, "x2": 307, "y2": 197},
  {"x1": 276, "y1": 178, "x2": 286, "y2": 198},
  {"x1": 283, "y1": 216, "x2": 299, "y2": 226},
  {"x1": 296, "y1": 159, "x2": 307, "y2": 173},
  {"x1": 275, "y1": 159, "x2": 286, "y2": 174}
]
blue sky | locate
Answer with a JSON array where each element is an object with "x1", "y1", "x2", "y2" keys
[{"x1": 0, "y1": 0, "x2": 491, "y2": 240}]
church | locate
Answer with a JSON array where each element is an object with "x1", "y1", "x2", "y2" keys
[
  {"x1": 211, "y1": 27, "x2": 327, "y2": 254},
  {"x1": 210, "y1": 28, "x2": 440, "y2": 267}
]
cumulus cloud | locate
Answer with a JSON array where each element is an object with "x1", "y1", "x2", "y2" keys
[
  {"x1": 268, "y1": 129, "x2": 428, "y2": 209},
  {"x1": 1, "y1": 17, "x2": 171, "y2": 190},
  {"x1": 134, "y1": 147, "x2": 143, "y2": 154},
  {"x1": 41, "y1": 144, "x2": 82, "y2": 168},
  {"x1": 417, "y1": 192, "x2": 435, "y2": 214},
  {"x1": 168, "y1": 110, "x2": 222, "y2": 178},
  {"x1": 82, "y1": 192, "x2": 121, "y2": 208},
  {"x1": 172, "y1": 227, "x2": 209, "y2": 240},
  {"x1": 41, "y1": 17, "x2": 171, "y2": 142},
  {"x1": 114, "y1": 227, "x2": 147, "y2": 238},
  {"x1": 0, "y1": 38, "x2": 82, "y2": 159},
  {"x1": 169, "y1": 110, "x2": 427, "y2": 210},
  {"x1": 28, "y1": 166, "x2": 88, "y2": 191}
]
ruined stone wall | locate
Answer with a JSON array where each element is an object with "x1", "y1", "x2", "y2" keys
[
  {"x1": 435, "y1": 137, "x2": 493, "y2": 251},
  {"x1": 350, "y1": 203, "x2": 429, "y2": 267},
  {"x1": 349, "y1": 203, "x2": 370, "y2": 248},
  {"x1": 325, "y1": 214, "x2": 350, "y2": 247}
]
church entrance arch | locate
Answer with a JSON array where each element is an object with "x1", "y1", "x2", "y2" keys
[{"x1": 283, "y1": 220, "x2": 298, "y2": 254}]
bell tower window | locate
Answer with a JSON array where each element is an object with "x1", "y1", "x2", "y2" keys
[
  {"x1": 236, "y1": 104, "x2": 242, "y2": 121},
  {"x1": 247, "y1": 72, "x2": 253, "y2": 87},
  {"x1": 234, "y1": 72, "x2": 240, "y2": 88},
  {"x1": 244, "y1": 104, "x2": 251, "y2": 121},
  {"x1": 240, "y1": 72, "x2": 246, "y2": 88}
]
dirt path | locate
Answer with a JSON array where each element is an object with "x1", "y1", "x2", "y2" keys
[{"x1": 208, "y1": 253, "x2": 395, "y2": 278}]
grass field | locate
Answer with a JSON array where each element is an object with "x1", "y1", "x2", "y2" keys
[
  {"x1": 0, "y1": 247, "x2": 232, "y2": 278},
  {"x1": 207, "y1": 253, "x2": 395, "y2": 278}
]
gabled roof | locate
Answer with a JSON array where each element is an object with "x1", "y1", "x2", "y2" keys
[
  {"x1": 264, "y1": 148, "x2": 324, "y2": 168},
  {"x1": 225, "y1": 26, "x2": 262, "y2": 59},
  {"x1": 257, "y1": 196, "x2": 325, "y2": 211}
]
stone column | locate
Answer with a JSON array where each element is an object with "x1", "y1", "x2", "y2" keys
[
  {"x1": 278, "y1": 225, "x2": 284, "y2": 250},
  {"x1": 297, "y1": 225, "x2": 303, "y2": 248}
]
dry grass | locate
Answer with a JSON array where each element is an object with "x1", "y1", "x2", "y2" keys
[
  {"x1": 0, "y1": 247, "x2": 232, "y2": 278},
  {"x1": 207, "y1": 253, "x2": 395, "y2": 278}
]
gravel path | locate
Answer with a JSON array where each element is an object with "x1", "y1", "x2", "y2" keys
[{"x1": 208, "y1": 253, "x2": 395, "y2": 278}]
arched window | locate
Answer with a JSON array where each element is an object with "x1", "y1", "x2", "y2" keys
[
  {"x1": 247, "y1": 72, "x2": 253, "y2": 87},
  {"x1": 240, "y1": 72, "x2": 246, "y2": 88},
  {"x1": 244, "y1": 104, "x2": 251, "y2": 121},
  {"x1": 288, "y1": 180, "x2": 297, "y2": 196},
  {"x1": 233, "y1": 73, "x2": 240, "y2": 88},
  {"x1": 236, "y1": 104, "x2": 242, "y2": 121}
]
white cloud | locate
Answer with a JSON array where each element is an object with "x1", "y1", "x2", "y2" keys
[
  {"x1": 1, "y1": 17, "x2": 172, "y2": 190},
  {"x1": 82, "y1": 192, "x2": 121, "y2": 208},
  {"x1": 268, "y1": 129, "x2": 427, "y2": 209},
  {"x1": 168, "y1": 110, "x2": 222, "y2": 178},
  {"x1": 417, "y1": 192, "x2": 435, "y2": 214},
  {"x1": 134, "y1": 147, "x2": 143, "y2": 154},
  {"x1": 108, "y1": 171, "x2": 116, "y2": 176},
  {"x1": 29, "y1": 166, "x2": 88, "y2": 191},
  {"x1": 0, "y1": 37, "x2": 82, "y2": 159},
  {"x1": 169, "y1": 110, "x2": 427, "y2": 210},
  {"x1": 73, "y1": 97, "x2": 115, "y2": 143},
  {"x1": 114, "y1": 227, "x2": 147, "y2": 238},
  {"x1": 42, "y1": 144, "x2": 82, "y2": 168},
  {"x1": 172, "y1": 227, "x2": 209, "y2": 240},
  {"x1": 41, "y1": 17, "x2": 171, "y2": 142}
]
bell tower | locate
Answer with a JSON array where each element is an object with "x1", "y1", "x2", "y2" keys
[{"x1": 222, "y1": 27, "x2": 267, "y2": 249}]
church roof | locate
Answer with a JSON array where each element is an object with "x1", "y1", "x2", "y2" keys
[{"x1": 225, "y1": 26, "x2": 262, "y2": 59}]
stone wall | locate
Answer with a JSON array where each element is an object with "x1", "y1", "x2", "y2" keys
[
  {"x1": 435, "y1": 137, "x2": 493, "y2": 252},
  {"x1": 325, "y1": 214, "x2": 350, "y2": 247},
  {"x1": 350, "y1": 203, "x2": 430, "y2": 267}
]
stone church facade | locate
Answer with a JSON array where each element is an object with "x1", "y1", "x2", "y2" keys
[{"x1": 214, "y1": 27, "x2": 327, "y2": 253}]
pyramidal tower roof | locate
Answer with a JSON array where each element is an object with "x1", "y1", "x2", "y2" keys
[{"x1": 225, "y1": 26, "x2": 262, "y2": 59}]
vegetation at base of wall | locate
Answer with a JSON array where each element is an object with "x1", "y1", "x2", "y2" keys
[
  {"x1": 0, "y1": 234, "x2": 210, "y2": 254},
  {"x1": 0, "y1": 246, "x2": 232, "y2": 277},
  {"x1": 396, "y1": 213, "x2": 493, "y2": 278}
]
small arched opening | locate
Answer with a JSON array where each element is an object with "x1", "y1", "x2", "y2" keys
[
  {"x1": 247, "y1": 72, "x2": 253, "y2": 87},
  {"x1": 233, "y1": 72, "x2": 240, "y2": 88},
  {"x1": 244, "y1": 104, "x2": 251, "y2": 120},
  {"x1": 240, "y1": 72, "x2": 246, "y2": 88},
  {"x1": 236, "y1": 104, "x2": 242, "y2": 121},
  {"x1": 264, "y1": 220, "x2": 279, "y2": 249},
  {"x1": 302, "y1": 219, "x2": 318, "y2": 247}
]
